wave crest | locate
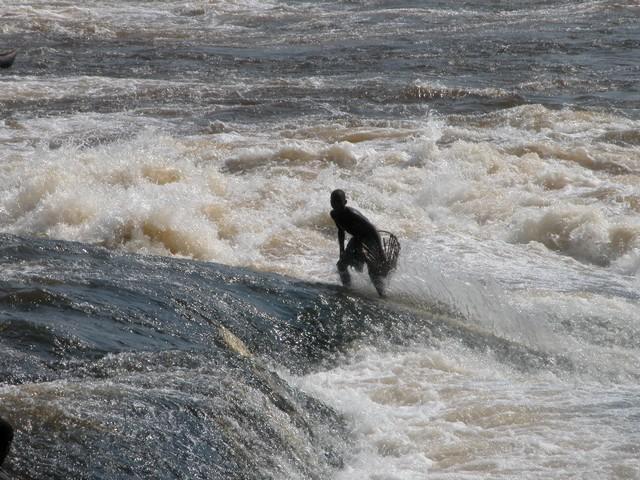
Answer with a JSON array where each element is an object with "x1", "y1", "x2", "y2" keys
[{"x1": 512, "y1": 206, "x2": 640, "y2": 266}]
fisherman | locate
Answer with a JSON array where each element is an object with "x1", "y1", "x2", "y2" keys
[
  {"x1": 0, "y1": 417, "x2": 13, "y2": 467},
  {"x1": 330, "y1": 189, "x2": 397, "y2": 297}
]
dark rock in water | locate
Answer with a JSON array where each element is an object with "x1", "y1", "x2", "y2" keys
[
  {"x1": 0, "y1": 234, "x2": 355, "y2": 479},
  {"x1": 0, "y1": 50, "x2": 17, "y2": 69},
  {"x1": 0, "y1": 417, "x2": 13, "y2": 467}
]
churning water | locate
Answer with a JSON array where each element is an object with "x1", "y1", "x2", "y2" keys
[{"x1": 1, "y1": 1, "x2": 639, "y2": 478}]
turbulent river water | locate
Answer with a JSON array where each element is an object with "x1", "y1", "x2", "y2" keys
[{"x1": 1, "y1": 1, "x2": 640, "y2": 479}]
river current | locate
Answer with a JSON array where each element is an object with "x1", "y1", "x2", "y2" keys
[{"x1": 1, "y1": 1, "x2": 639, "y2": 479}]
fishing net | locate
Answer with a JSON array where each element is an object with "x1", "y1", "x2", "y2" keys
[{"x1": 362, "y1": 230, "x2": 400, "y2": 276}]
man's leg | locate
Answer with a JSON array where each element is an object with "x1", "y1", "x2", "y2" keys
[
  {"x1": 369, "y1": 269, "x2": 386, "y2": 297},
  {"x1": 337, "y1": 238, "x2": 364, "y2": 286},
  {"x1": 363, "y1": 237, "x2": 387, "y2": 297}
]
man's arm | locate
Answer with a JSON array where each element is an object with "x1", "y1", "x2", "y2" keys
[{"x1": 331, "y1": 210, "x2": 346, "y2": 256}]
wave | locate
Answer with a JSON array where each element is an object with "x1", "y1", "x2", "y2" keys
[
  {"x1": 3, "y1": 107, "x2": 639, "y2": 280},
  {"x1": 401, "y1": 81, "x2": 523, "y2": 104},
  {"x1": 0, "y1": 234, "x2": 352, "y2": 478},
  {"x1": 511, "y1": 206, "x2": 640, "y2": 266},
  {"x1": 224, "y1": 142, "x2": 358, "y2": 173}
]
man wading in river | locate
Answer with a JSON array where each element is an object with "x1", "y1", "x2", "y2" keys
[{"x1": 329, "y1": 189, "x2": 399, "y2": 297}]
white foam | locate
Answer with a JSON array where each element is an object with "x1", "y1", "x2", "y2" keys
[
  {"x1": 0, "y1": 0, "x2": 291, "y2": 39},
  {"x1": 2, "y1": 106, "x2": 640, "y2": 322},
  {"x1": 291, "y1": 344, "x2": 640, "y2": 480},
  {"x1": 0, "y1": 76, "x2": 221, "y2": 103}
]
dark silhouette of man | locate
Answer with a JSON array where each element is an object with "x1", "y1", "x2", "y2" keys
[
  {"x1": 0, "y1": 417, "x2": 12, "y2": 467},
  {"x1": 330, "y1": 189, "x2": 387, "y2": 297}
]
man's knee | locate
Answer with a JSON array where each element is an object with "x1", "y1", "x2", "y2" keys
[{"x1": 336, "y1": 259, "x2": 352, "y2": 286}]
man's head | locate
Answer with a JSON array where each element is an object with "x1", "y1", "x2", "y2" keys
[{"x1": 330, "y1": 189, "x2": 347, "y2": 210}]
